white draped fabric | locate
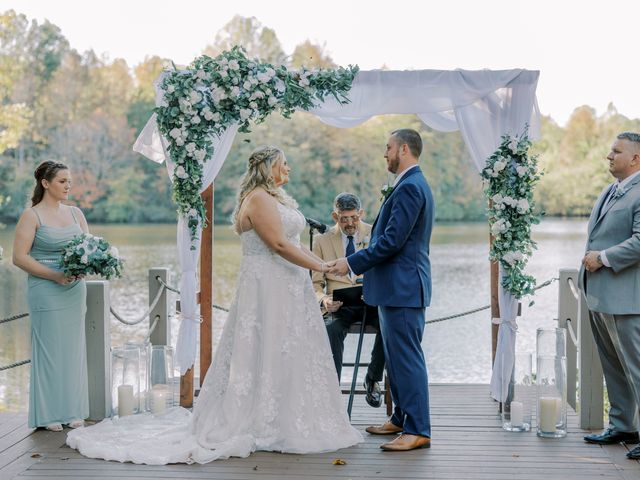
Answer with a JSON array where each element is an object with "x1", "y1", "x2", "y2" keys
[{"x1": 133, "y1": 68, "x2": 540, "y2": 381}]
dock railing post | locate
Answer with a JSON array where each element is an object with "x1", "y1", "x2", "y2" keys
[
  {"x1": 557, "y1": 268, "x2": 579, "y2": 410},
  {"x1": 85, "y1": 280, "x2": 111, "y2": 421},
  {"x1": 149, "y1": 267, "x2": 170, "y2": 346},
  {"x1": 578, "y1": 287, "x2": 604, "y2": 430}
]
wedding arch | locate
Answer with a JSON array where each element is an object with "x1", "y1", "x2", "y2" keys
[{"x1": 133, "y1": 47, "x2": 541, "y2": 406}]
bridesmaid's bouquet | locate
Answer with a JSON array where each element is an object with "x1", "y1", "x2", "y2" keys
[{"x1": 59, "y1": 233, "x2": 124, "y2": 279}]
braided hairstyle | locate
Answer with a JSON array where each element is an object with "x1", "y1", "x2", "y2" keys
[
  {"x1": 31, "y1": 161, "x2": 69, "y2": 206},
  {"x1": 231, "y1": 146, "x2": 297, "y2": 231}
]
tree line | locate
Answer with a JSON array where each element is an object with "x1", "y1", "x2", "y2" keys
[{"x1": 1, "y1": 10, "x2": 639, "y2": 226}]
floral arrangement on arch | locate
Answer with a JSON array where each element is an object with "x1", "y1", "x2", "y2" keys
[
  {"x1": 481, "y1": 127, "x2": 542, "y2": 299},
  {"x1": 154, "y1": 46, "x2": 359, "y2": 246}
]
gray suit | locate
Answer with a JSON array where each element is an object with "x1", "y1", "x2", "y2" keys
[{"x1": 579, "y1": 173, "x2": 640, "y2": 432}]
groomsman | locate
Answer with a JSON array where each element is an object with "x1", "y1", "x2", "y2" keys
[
  {"x1": 329, "y1": 129, "x2": 434, "y2": 451},
  {"x1": 312, "y1": 192, "x2": 385, "y2": 408},
  {"x1": 579, "y1": 132, "x2": 640, "y2": 460}
]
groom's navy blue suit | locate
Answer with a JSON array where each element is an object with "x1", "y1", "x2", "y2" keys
[{"x1": 348, "y1": 166, "x2": 434, "y2": 437}]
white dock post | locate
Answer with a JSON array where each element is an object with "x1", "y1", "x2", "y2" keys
[
  {"x1": 149, "y1": 267, "x2": 170, "y2": 346},
  {"x1": 85, "y1": 280, "x2": 111, "y2": 421},
  {"x1": 557, "y1": 268, "x2": 579, "y2": 410}
]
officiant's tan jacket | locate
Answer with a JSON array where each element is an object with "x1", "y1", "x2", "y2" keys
[{"x1": 312, "y1": 222, "x2": 372, "y2": 314}]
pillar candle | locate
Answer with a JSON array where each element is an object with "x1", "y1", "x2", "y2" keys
[
  {"x1": 151, "y1": 384, "x2": 168, "y2": 414},
  {"x1": 117, "y1": 384, "x2": 135, "y2": 417},
  {"x1": 510, "y1": 401, "x2": 524, "y2": 427},
  {"x1": 539, "y1": 396, "x2": 559, "y2": 433}
]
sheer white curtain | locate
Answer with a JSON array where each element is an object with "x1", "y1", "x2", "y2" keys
[{"x1": 134, "y1": 68, "x2": 540, "y2": 379}]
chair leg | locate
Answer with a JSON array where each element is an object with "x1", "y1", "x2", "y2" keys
[
  {"x1": 347, "y1": 310, "x2": 368, "y2": 419},
  {"x1": 385, "y1": 373, "x2": 393, "y2": 417}
]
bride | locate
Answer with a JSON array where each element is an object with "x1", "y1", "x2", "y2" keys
[{"x1": 67, "y1": 146, "x2": 362, "y2": 464}]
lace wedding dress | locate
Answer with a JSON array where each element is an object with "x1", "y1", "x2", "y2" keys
[{"x1": 67, "y1": 202, "x2": 362, "y2": 464}]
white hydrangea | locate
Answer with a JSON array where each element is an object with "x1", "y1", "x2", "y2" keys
[
  {"x1": 239, "y1": 108, "x2": 252, "y2": 121},
  {"x1": 516, "y1": 165, "x2": 528, "y2": 177},
  {"x1": 503, "y1": 251, "x2": 524, "y2": 266},
  {"x1": 211, "y1": 87, "x2": 227, "y2": 103},
  {"x1": 508, "y1": 137, "x2": 519, "y2": 154},
  {"x1": 491, "y1": 218, "x2": 510, "y2": 235},
  {"x1": 189, "y1": 91, "x2": 203, "y2": 104}
]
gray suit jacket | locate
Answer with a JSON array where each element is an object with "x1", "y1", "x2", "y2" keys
[{"x1": 579, "y1": 174, "x2": 640, "y2": 314}]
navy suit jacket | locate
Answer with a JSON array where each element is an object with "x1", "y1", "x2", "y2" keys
[{"x1": 348, "y1": 166, "x2": 434, "y2": 307}]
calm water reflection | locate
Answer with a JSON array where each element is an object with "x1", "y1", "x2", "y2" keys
[{"x1": 0, "y1": 218, "x2": 588, "y2": 412}]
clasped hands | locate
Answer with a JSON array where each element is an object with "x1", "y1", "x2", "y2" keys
[
  {"x1": 582, "y1": 250, "x2": 603, "y2": 272},
  {"x1": 324, "y1": 257, "x2": 351, "y2": 276}
]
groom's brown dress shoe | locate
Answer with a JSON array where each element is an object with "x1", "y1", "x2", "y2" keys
[
  {"x1": 365, "y1": 421, "x2": 403, "y2": 435},
  {"x1": 380, "y1": 434, "x2": 431, "y2": 451}
]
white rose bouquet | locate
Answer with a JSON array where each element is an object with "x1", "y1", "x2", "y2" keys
[{"x1": 59, "y1": 233, "x2": 124, "y2": 280}]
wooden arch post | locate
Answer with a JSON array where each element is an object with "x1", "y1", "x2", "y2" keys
[{"x1": 180, "y1": 183, "x2": 214, "y2": 408}]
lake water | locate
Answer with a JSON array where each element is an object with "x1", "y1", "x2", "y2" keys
[{"x1": 0, "y1": 218, "x2": 588, "y2": 412}]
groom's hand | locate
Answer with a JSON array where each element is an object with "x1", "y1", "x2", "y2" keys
[{"x1": 328, "y1": 257, "x2": 350, "y2": 276}]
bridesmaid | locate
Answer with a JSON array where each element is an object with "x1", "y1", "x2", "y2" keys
[{"x1": 12, "y1": 161, "x2": 90, "y2": 431}]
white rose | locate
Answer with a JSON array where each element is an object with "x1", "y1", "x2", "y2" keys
[
  {"x1": 194, "y1": 149, "x2": 206, "y2": 162},
  {"x1": 80, "y1": 254, "x2": 89, "y2": 265},
  {"x1": 196, "y1": 70, "x2": 207, "y2": 80},
  {"x1": 191, "y1": 115, "x2": 201, "y2": 124},
  {"x1": 211, "y1": 112, "x2": 221, "y2": 122},
  {"x1": 203, "y1": 110, "x2": 214, "y2": 121},
  {"x1": 243, "y1": 80, "x2": 252, "y2": 90},
  {"x1": 491, "y1": 193, "x2": 503, "y2": 204},
  {"x1": 169, "y1": 128, "x2": 181, "y2": 139},
  {"x1": 256, "y1": 72, "x2": 270, "y2": 83},
  {"x1": 219, "y1": 69, "x2": 228, "y2": 79},
  {"x1": 517, "y1": 198, "x2": 530, "y2": 213},
  {"x1": 166, "y1": 84, "x2": 175, "y2": 93},
  {"x1": 231, "y1": 86, "x2": 240, "y2": 97},
  {"x1": 299, "y1": 77, "x2": 310, "y2": 87},
  {"x1": 185, "y1": 142, "x2": 196, "y2": 153},
  {"x1": 228, "y1": 59, "x2": 240, "y2": 70},
  {"x1": 232, "y1": 77, "x2": 239, "y2": 85},
  {"x1": 219, "y1": 57, "x2": 228, "y2": 66},
  {"x1": 249, "y1": 101, "x2": 258, "y2": 109},
  {"x1": 175, "y1": 137, "x2": 185, "y2": 146},
  {"x1": 189, "y1": 91, "x2": 202, "y2": 104},
  {"x1": 267, "y1": 95, "x2": 278, "y2": 106},
  {"x1": 503, "y1": 196, "x2": 517, "y2": 207},
  {"x1": 175, "y1": 166, "x2": 188, "y2": 179},
  {"x1": 274, "y1": 78, "x2": 286, "y2": 93},
  {"x1": 516, "y1": 165, "x2": 528, "y2": 177},
  {"x1": 265, "y1": 67, "x2": 276, "y2": 78},
  {"x1": 109, "y1": 246, "x2": 120, "y2": 259},
  {"x1": 239, "y1": 108, "x2": 252, "y2": 121},
  {"x1": 211, "y1": 87, "x2": 227, "y2": 103},
  {"x1": 493, "y1": 160, "x2": 507, "y2": 173},
  {"x1": 252, "y1": 90, "x2": 264, "y2": 99}
]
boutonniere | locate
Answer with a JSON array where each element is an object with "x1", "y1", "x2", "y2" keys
[
  {"x1": 613, "y1": 186, "x2": 627, "y2": 199},
  {"x1": 380, "y1": 184, "x2": 394, "y2": 201},
  {"x1": 357, "y1": 235, "x2": 370, "y2": 249}
]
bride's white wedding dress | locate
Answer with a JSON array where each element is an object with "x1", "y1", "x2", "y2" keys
[{"x1": 66, "y1": 202, "x2": 362, "y2": 464}]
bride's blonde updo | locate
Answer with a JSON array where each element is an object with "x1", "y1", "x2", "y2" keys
[{"x1": 232, "y1": 145, "x2": 298, "y2": 230}]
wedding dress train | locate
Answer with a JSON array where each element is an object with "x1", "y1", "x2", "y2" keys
[{"x1": 66, "y1": 202, "x2": 362, "y2": 464}]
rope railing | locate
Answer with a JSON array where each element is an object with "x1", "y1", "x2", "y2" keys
[
  {"x1": 0, "y1": 312, "x2": 29, "y2": 325},
  {"x1": 565, "y1": 319, "x2": 579, "y2": 347},
  {"x1": 0, "y1": 359, "x2": 30, "y2": 372},
  {"x1": 109, "y1": 282, "x2": 167, "y2": 326},
  {"x1": 566, "y1": 276, "x2": 579, "y2": 300},
  {"x1": 156, "y1": 276, "x2": 230, "y2": 312}
]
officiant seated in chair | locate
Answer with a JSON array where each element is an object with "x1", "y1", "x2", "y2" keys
[{"x1": 312, "y1": 192, "x2": 385, "y2": 408}]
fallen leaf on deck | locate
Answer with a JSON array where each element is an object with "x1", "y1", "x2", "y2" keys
[
  {"x1": 332, "y1": 458, "x2": 347, "y2": 465},
  {"x1": 30, "y1": 453, "x2": 41, "y2": 458}
]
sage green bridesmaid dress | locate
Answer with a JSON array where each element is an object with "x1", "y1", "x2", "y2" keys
[{"x1": 27, "y1": 208, "x2": 89, "y2": 427}]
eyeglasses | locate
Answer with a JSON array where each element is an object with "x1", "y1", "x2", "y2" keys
[{"x1": 337, "y1": 214, "x2": 360, "y2": 223}]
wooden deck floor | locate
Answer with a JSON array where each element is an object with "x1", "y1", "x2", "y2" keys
[{"x1": 1, "y1": 384, "x2": 639, "y2": 480}]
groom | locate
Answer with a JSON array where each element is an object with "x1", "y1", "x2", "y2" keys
[{"x1": 328, "y1": 128, "x2": 434, "y2": 451}]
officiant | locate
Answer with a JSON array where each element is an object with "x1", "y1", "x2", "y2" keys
[{"x1": 312, "y1": 192, "x2": 386, "y2": 408}]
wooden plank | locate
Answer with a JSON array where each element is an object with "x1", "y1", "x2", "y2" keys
[
  {"x1": 199, "y1": 184, "x2": 213, "y2": 383},
  {"x1": 2, "y1": 385, "x2": 634, "y2": 480}
]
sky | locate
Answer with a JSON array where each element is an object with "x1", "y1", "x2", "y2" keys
[{"x1": 2, "y1": 0, "x2": 639, "y2": 127}]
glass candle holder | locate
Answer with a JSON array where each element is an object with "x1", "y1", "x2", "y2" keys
[
  {"x1": 148, "y1": 345, "x2": 177, "y2": 415},
  {"x1": 125, "y1": 341, "x2": 149, "y2": 412},
  {"x1": 502, "y1": 353, "x2": 533, "y2": 432},
  {"x1": 110, "y1": 346, "x2": 141, "y2": 417},
  {"x1": 536, "y1": 328, "x2": 567, "y2": 438}
]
